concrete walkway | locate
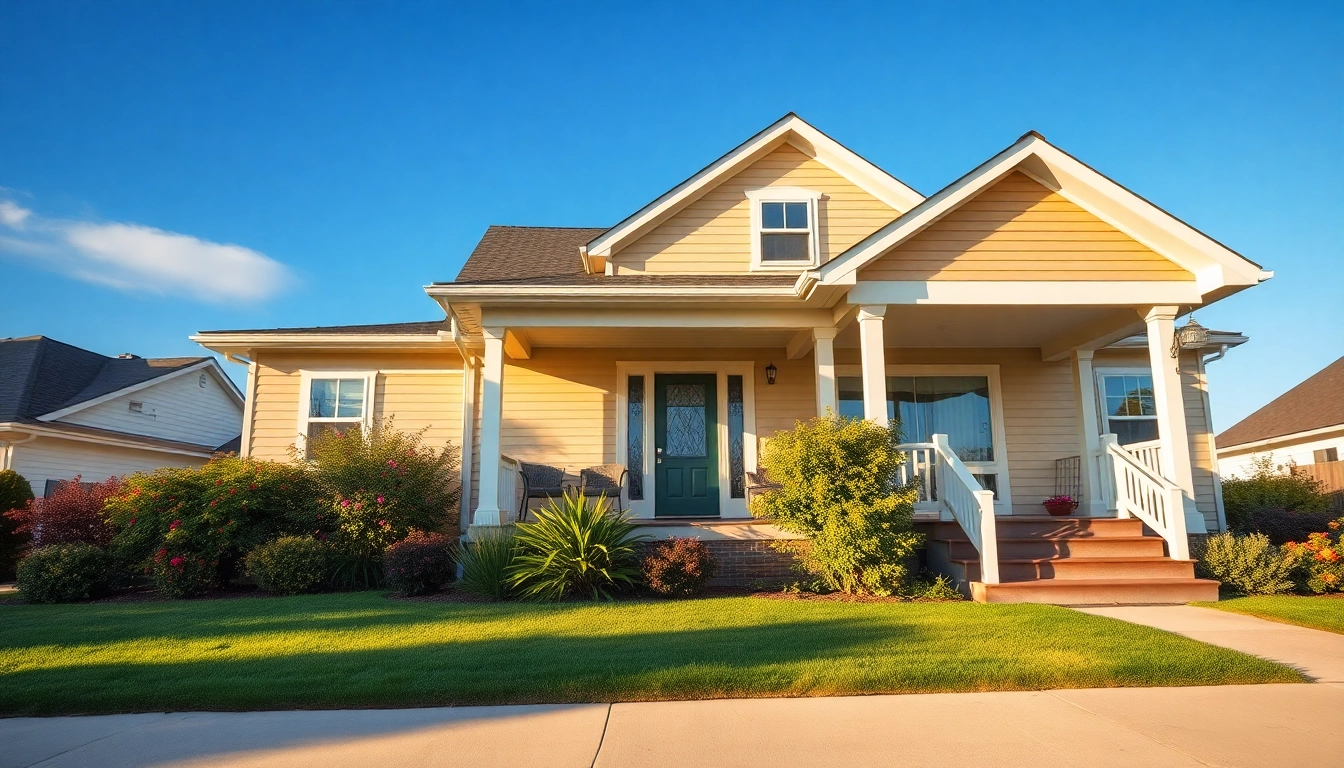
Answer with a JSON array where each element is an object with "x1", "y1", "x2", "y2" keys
[
  {"x1": 1077, "y1": 604, "x2": 1344, "y2": 682},
  {"x1": 3, "y1": 683, "x2": 1340, "y2": 768}
]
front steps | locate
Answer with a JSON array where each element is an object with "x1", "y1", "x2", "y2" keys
[{"x1": 923, "y1": 516, "x2": 1218, "y2": 605}]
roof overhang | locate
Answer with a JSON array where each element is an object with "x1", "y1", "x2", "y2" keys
[
  {"x1": 814, "y1": 132, "x2": 1272, "y2": 305},
  {"x1": 34, "y1": 358, "x2": 244, "y2": 422},
  {"x1": 0, "y1": 421, "x2": 222, "y2": 458},
  {"x1": 424, "y1": 282, "x2": 807, "y2": 305},
  {"x1": 191, "y1": 332, "x2": 458, "y2": 357},
  {"x1": 1217, "y1": 423, "x2": 1344, "y2": 455},
  {"x1": 586, "y1": 113, "x2": 925, "y2": 259}
]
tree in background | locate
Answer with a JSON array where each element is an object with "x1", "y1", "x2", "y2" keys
[{"x1": 0, "y1": 470, "x2": 35, "y2": 581}]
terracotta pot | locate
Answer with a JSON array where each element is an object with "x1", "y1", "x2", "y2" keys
[{"x1": 1044, "y1": 501, "x2": 1077, "y2": 517}]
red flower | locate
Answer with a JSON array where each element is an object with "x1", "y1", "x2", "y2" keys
[
  {"x1": 169, "y1": 520, "x2": 181, "y2": 530},
  {"x1": 170, "y1": 557, "x2": 184, "y2": 567}
]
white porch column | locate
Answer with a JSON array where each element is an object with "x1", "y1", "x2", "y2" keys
[
  {"x1": 813, "y1": 327, "x2": 839, "y2": 417},
  {"x1": 1072, "y1": 350, "x2": 1106, "y2": 515},
  {"x1": 1143, "y1": 307, "x2": 1195, "y2": 496},
  {"x1": 857, "y1": 305, "x2": 888, "y2": 426},
  {"x1": 474, "y1": 327, "x2": 506, "y2": 527}
]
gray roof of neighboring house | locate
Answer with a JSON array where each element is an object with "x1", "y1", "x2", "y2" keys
[
  {"x1": 1217, "y1": 356, "x2": 1344, "y2": 449},
  {"x1": 0, "y1": 336, "x2": 209, "y2": 423}
]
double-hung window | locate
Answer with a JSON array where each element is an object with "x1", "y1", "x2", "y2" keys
[
  {"x1": 747, "y1": 188, "x2": 820, "y2": 269},
  {"x1": 298, "y1": 372, "x2": 374, "y2": 457},
  {"x1": 1096, "y1": 372, "x2": 1158, "y2": 446}
]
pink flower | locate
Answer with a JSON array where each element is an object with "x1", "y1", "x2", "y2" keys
[
  {"x1": 353, "y1": 502, "x2": 362, "y2": 510},
  {"x1": 170, "y1": 557, "x2": 184, "y2": 567},
  {"x1": 378, "y1": 519, "x2": 388, "y2": 527},
  {"x1": 169, "y1": 520, "x2": 181, "y2": 530},
  {"x1": 376, "y1": 496, "x2": 385, "y2": 504},
  {"x1": 128, "y1": 518, "x2": 136, "y2": 526}
]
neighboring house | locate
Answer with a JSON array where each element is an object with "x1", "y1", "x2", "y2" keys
[
  {"x1": 194, "y1": 114, "x2": 1270, "y2": 603},
  {"x1": 1217, "y1": 356, "x2": 1344, "y2": 480},
  {"x1": 0, "y1": 336, "x2": 244, "y2": 495}
]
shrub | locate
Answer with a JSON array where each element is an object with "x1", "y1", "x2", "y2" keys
[
  {"x1": 0, "y1": 469, "x2": 34, "y2": 580},
  {"x1": 105, "y1": 458, "x2": 322, "y2": 591},
  {"x1": 1283, "y1": 522, "x2": 1344, "y2": 594},
  {"x1": 16, "y1": 543, "x2": 115, "y2": 603},
  {"x1": 1242, "y1": 506, "x2": 1335, "y2": 545},
  {"x1": 1223, "y1": 455, "x2": 1330, "y2": 533},
  {"x1": 903, "y1": 572, "x2": 964, "y2": 601},
  {"x1": 5, "y1": 476, "x2": 119, "y2": 548},
  {"x1": 642, "y1": 537, "x2": 716, "y2": 597},
  {"x1": 751, "y1": 415, "x2": 923, "y2": 595},
  {"x1": 384, "y1": 531, "x2": 457, "y2": 596},
  {"x1": 458, "y1": 529, "x2": 518, "y2": 600},
  {"x1": 1194, "y1": 532, "x2": 1295, "y2": 595},
  {"x1": 246, "y1": 536, "x2": 334, "y2": 596},
  {"x1": 147, "y1": 547, "x2": 216, "y2": 598},
  {"x1": 507, "y1": 491, "x2": 645, "y2": 601}
]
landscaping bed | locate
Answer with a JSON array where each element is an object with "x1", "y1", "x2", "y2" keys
[
  {"x1": 1197, "y1": 594, "x2": 1344, "y2": 634},
  {"x1": 0, "y1": 592, "x2": 1303, "y2": 716}
]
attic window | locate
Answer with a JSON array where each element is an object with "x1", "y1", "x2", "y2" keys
[
  {"x1": 199, "y1": 373, "x2": 208, "y2": 388},
  {"x1": 747, "y1": 187, "x2": 820, "y2": 270}
]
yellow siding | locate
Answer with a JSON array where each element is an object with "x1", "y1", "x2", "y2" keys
[
  {"x1": 613, "y1": 144, "x2": 898, "y2": 274},
  {"x1": 248, "y1": 352, "x2": 464, "y2": 462},
  {"x1": 860, "y1": 172, "x2": 1193, "y2": 281}
]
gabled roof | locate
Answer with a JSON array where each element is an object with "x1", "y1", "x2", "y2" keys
[
  {"x1": 0, "y1": 336, "x2": 236, "y2": 423},
  {"x1": 1217, "y1": 356, "x2": 1344, "y2": 449},
  {"x1": 455, "y1": 226, "x2": 606, "y2": 283},
  {"x1": 816, "y1": 131, "x2": 1271, "y2": 298},
  {"x1": 585, "y1": 113, "x2": 925, "y2": 259}
]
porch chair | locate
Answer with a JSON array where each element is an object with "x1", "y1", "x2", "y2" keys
[
  {"x1": 745, "y1": 469, "x2": 782, "y2": 506},
  {"x1": 571, "y1": 464, "x2": 629, "y2": 513},
  {"x1": 518, "y1": 462, "x2": 567, "y2": 522}
]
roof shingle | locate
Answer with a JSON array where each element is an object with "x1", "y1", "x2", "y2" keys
[
  {"x1": 1217, "y1": 356, "x2": 1344, "y2": 448},
  {"x1": 454, "y1": 225, "x2": 606, "y2": 283}
]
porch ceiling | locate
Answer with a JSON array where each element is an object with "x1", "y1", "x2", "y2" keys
[{"x1": 833, "y1": 305, "x2": 1139, "y2": 349}]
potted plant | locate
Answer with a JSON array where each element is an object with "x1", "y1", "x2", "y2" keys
[{"x1": 1043, "y1": 495, "x2": 1078, "y2": 516}]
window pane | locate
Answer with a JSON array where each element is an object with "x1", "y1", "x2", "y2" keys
[
  {"x1": 1107, "y1": 396, "x2": 1130, "y2": 417},
  {"x1": 784, "y1": 202, "x2": 808, "y2": 229},
  {"x1": 973, "y1": 473, "x2": 999, "y2": 499},
  {"x1": 1104, "y1": 376, "x2": 1127, "y2": 397},
  {"x1": 1114, "y1": 419, "x2": 1159, "y2": 445},
  {"x1": 837, "y1": 376, "x2": 864, "y2": 419},
  {"x1": 761, "y1": 202, "x2": 785, "y2": 229},
  {"x1": 728, "y1": 375, "x2": 745, "y2": 499},
  {"x1": 310, "y1": 379, "x2": 338, "y2": 418},
  {"x1": 336, "y1": 379, "x2": 364, "y2": 418},
  {"x1": 761, "y1": 233, "x2": 809, "y2": 261},
  {"x1": 628, "y1": 376, "x2": 644, "y2": 501},
  {"x1": 888, "y1": 375, "x2": 993, "y2": 462},
  {"x1": 665, "y1": 383, "x2": 707, "y2": 458}
]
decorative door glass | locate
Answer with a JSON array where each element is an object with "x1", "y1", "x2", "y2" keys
[
  {"x1": 665, "y1": 383, "x2": 707, "y2": 457},
  {"x1": 728, "y1": 375, "x2": 745, "y2": 498}
]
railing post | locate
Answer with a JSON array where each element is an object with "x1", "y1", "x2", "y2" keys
[
  {"x1": 932, "y1": 434, "x2": 953, "y2": 521},
  {"x1": 976, "y1": 489, "x2": 999, "y2": 584},
  {"x1": 1167, "y1": 486, "x2": 1190, "y2": 560},
  {"x1": 1099, "y1": 434, "x2": 1126, "y2": 518}
]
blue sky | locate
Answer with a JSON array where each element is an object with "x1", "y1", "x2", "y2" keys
[{"x1": 1, "y1": 1, "x2": 1339, "y2": 432}]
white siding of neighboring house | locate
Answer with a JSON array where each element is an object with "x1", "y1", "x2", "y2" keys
[
  {"x1": 1219, "y1": 428, "x2": 1344, "y2": 480},
  {"x1": 9, "y1": 435, "x2": 208, "y2": 496},
  {"x1": 55, "y1": 368, "x2": 243, "y2": 448}
]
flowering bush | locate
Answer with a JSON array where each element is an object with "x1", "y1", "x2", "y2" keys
[
  {"x1": 1193, "y1": 532, "x2": 1295, "y2": 595},
  {"x1": 105, "y1": 457, "x2": 322, "y2": 593},
  {"x1": 1283, "y1": 520, "x2": 1344, "y2": 594},
  {"x1": 383, "y1": 531, "x2": 457, "y2": 596},
  {"x1": 0, "y1": 469, "x2": 34, "y2": 580},
  {"x1": 642, "y1": 537, "x2": 716, "y2": 597},
  {"x1": 246, "y1": 536, "x2": 334, "y2": 596},
  {"x1": 5, "y1": 476, "x2": 119, "y2": 548},
  {"x1": 16, "y1": 543, "x2": 115, "y2": 603}
]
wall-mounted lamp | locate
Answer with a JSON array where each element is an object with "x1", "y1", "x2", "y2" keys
[{"x1": 765, "y1": 362, "x2": 778, "y2": 385}]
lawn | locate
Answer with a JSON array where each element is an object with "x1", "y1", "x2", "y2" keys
[
  {"x1": 0, "y1": 592, "x2": 1303, "y2": 716},
  {"x1": 1198, "y1": 595, "x2": 1344, "y2": 634}
]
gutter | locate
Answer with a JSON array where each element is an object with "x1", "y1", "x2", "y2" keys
[{"x1": 1199, "y1": 345, "x2": 1230, "y2": 532}]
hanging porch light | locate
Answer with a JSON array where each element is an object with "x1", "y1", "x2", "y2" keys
[{"x1": 1171, "y1": 316, "x2": 1209, "y2": 358}]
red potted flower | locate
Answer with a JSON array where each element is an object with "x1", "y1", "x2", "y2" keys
[{"x1": 1043, "y1": 495, "x2": 1078, "y2": 516}]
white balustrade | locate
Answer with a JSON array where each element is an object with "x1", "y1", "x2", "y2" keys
[
  {"x1": 1099, "y1": 434, "x2": 1189, "y2": 560},
  {"x1": 899, "y1": 436, "x2": 998, "y2": 584},
  {"x1": 894, "y1": 442, "x2": 937, "y2": 505},
  {"x1": 498, "y1": 454, "x2": 521, "y2": 524},
  {"x1": 1123, "y1": 439, "x2": 1163, "y2": 476}
]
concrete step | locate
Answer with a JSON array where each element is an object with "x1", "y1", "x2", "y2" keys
[
  {"x1": 945, "y1": 536, "x2": 1168, "y2": 561},
  {"x1": 924, "y1": 516, "x2": 1146, "y2": 541},
  {"x1": 970, "y1": 578, "x2": 1220, "y2": 605},
  {"x1": 952, "y1": 556, "x2": 1197, "y2": 582}
]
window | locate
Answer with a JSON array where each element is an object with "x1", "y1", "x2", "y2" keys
[
  {"x1": 298, "y1": 372, "x2": 373, "y2": 456},
  {"x1": 1315, "y1": 447, "x2": 1339, "y2": 464},
  {"x1": 728, "y1": 375, "x2": 745, "y2": 498},
  {"x1": 1097, "y1": 372, "x2": 1158, "y2": 445},
  {"x1": 839, "y1": 375, "x2": 995, "y2": 463},
  {"x1": 747, "y1": 188, "x2": 819, "y2": 269},
  {"x1": 627, "y1": 375, "x2": 645, "y2": 501}
]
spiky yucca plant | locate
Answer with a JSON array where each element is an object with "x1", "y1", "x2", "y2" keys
[{"x1": 506, "y1": 491, "x2": 646, "y2": 601}]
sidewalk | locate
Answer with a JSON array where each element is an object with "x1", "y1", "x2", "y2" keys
[
  {"x1": 3, "y1": 683, "x2": 1339, "y2": 768},
  {"x1": 1076, "y1": 604, "x2": 1344, "y2": 682}
]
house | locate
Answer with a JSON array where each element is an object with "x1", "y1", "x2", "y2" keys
[
  {"x1": 193, "y1": 114, "x2": 1271, "y2": 603},
  {"x1": 0, "y1": 336, "x2": 244, "y2": 495},
  {"x1": 1217, "y1": 356, "x2": 1344, "y2": 486}
]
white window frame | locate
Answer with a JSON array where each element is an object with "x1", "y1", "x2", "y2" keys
[
  {"x1": 615, "y1": 362, "x2": 758, "y2": 520},
  {"x1": 295, "y1": 370, "x2": 377, "y2": 457},
  {"x1": 835, "y1": 364, "x2": 1014, "y2": 513},
  {"x1": 747, "y1": 187, "x2": 821, "y2": 271},
  {"x1": 1093, "y1": 367, "x2": 1159, "y2": 446}
]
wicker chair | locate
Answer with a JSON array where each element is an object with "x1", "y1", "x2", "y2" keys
[
  {"x1": 572, "y1": 464, "x2": 629, "y2": 512},
  {"x1": 518, "y1": 462, "x2": 566, "y2": 522}
]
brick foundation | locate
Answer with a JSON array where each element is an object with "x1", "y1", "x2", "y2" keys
[{"x1": 700, "y1": 540, "x2": 803, "y2": 587}]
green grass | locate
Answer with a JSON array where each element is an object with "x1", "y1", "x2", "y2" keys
[
  {"x1": 1198, "y1": 595, "x2": 1344, "y2": 634},
  {"x1": 0, "y1": 592, "x2": 1303, "y2": 716}
]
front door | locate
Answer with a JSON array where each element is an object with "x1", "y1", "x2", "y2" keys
[{"x1": 654, "y1": 373, "x2": 720, "y2": 517}]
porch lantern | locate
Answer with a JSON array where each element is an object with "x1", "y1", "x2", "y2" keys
[
  {"x1": 1170, "y1": 316, "x2": 1209, "y2": 358},
  {"x1": 765, "y1": 361, "x2": 778, "y2": 385}
]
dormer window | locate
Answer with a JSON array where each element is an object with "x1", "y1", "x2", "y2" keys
[{"x1": 747, "y1": 187, "x2": 821, "y2": 270}]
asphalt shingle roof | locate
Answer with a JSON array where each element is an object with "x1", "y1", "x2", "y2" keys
[{"x1": 1217, "y1": 356, "x2": 1344, "y2": 448}]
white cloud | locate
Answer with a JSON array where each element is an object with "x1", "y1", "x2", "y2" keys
[{"x1": 0, "y1": 196, "x2": 292, "y2": 303}]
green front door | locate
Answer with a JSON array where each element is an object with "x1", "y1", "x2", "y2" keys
[{"x1": 654, "y1": 373, "x2": 720, "y2": 517}]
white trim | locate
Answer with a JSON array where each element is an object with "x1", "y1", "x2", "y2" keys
[
  {"x1": 36, "y1": 360, "x2": 243, "y2": 422},
  {"x1": 458, "y1": 357, "x2": 478, "y2": 534},
  {"x1": 0, "y1": 422, "x2": 218, "y2": 459},
  {"x1": 427, "y1": 284, "x2": 803, "y2": 302},
  {"x1": 615, "y1": 361, "x2": 758, "y2": 520},
  {"x1": 1216, "y1": 424, "x2": 1344, "y2": 455},
  {"x1": 192, "y1": 333, "x2": 455, "y2": 354},
  {"x1": 846, "y1": 280, "x2": 1204, "y2": 306},
  {"x1": 1092, "y1": 366, "x2": 1157, "y2": 440},
  {"x1": 478, "y1": 307, "x2": 836, "y2": 329},
  {"x1": 240, "y1": 358, "x2": 257, "y2": 458},
  {"x1": 747, "y1": 187, "x2": 821, "y2": 271},
  {"x1": 294, "y1": 370, "x2": 377, "y2": 457},
  {"x1": 376, "y1": 369, "x2": 465, "y2": 375},
  {"x1": 835, "y1": 363, "x2": 1015, "y2": 513},
  {"x1": 588, "y1": 114, "x2": 923, "y2": 259}
]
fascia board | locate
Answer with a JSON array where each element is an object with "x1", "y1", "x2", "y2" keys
[{"x1": 35, "y1": 359, "x2": 218, "y2": 423}]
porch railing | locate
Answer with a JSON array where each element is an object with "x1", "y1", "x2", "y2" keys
[
  {"x1": 1100, "y1": 434, "x2": 1189, "y2": 560},
  {"x1": 899, "y1": 436, "x2": 998, "y2": 584},
  {"x1": 1124, "y1": 439, "x2": 1163, "y2": 476},
  {"x1": 498, "y1": 454, "x2": 521, "y2": 524}
]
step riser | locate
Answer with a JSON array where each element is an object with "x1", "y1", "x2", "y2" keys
[
  {"x1": 961, "y1": 559, "x2": 1195, "y2": 582},
  {"x1": 946, "y1": 539, "x2": 1167, "y2": 560},
  {"x1": 971, "y1": 580, "x2": 1220, "y2": 605},
  {"x1": 925, "y1": 519, "x2": 1146, "y2": 540}
]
